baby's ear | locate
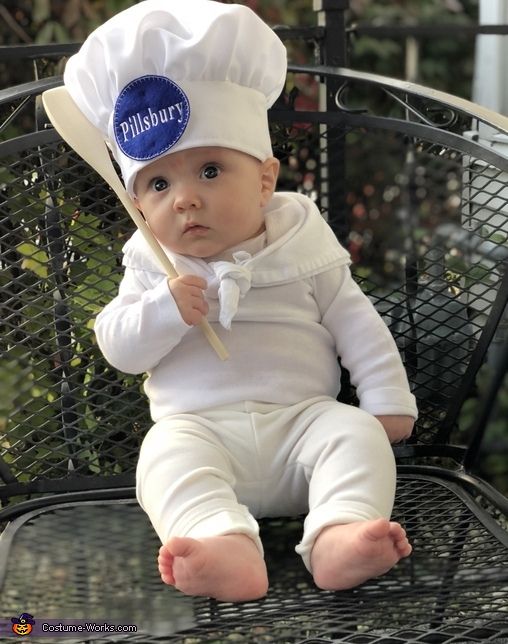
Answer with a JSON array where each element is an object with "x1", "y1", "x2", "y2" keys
[
  {"x1": 131, "y1": 194, "x2": 142, "y2": 210},
  {"x1": 260, "y1": 157, "x2": 280, "y2": 207},
  {"x1": 131, "y1": 195, "x2": 146, "y2": 219}
]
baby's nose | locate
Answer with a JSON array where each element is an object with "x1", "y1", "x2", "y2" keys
[{"x1": 173, "y1": 185, "x2": 202, "y2": 211}]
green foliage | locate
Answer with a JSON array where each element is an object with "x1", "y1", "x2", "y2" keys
[
  {"x1": 349, "y1": 0, "x2": 479, "y2": 98},
  {"x1": 16, "y1": 241, "x2": 50, "y2": 278},
  {"x1": 459, "y1": 360, "x2": 508, "y2": 494},
  {"x1": 1, "y1": 148, "x2": 150, "y2": 481}
]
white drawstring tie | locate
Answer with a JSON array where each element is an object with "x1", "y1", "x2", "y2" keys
[{"x1": 208, "y1": 251, "x2": 253, "y2": 329}]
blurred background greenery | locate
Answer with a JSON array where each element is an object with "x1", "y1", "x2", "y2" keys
[
  {"x1": 0, "y1": 0, "x2": 480, "y2": 95},
  {"x1": 1, "y1": 0, "x2": 506, "y2": 494}
]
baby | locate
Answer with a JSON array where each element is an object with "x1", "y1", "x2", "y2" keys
[{"x1": 64, "y1": 0, "x2": 417, "y2": 602}]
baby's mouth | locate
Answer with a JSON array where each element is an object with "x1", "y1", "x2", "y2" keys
[{"x1": 183, "y1": 222, "x2": 210, "y2": 235}]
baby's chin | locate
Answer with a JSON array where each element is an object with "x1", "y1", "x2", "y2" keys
[{"x1": 161, "y1": 241, "x2": 225, "y2": 260}]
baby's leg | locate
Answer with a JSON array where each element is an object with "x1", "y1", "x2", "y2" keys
[
  {"x1": 136, "y1": 415, "x2": 266, "y2": 601},
  {"x1": 158, "y1": 533, "x2": 268, "y2": 602},
  {"x1": 311, "y1": 518, "x2": 412, "y2": 590},
  {"x1": 292, "y1": 400, "x2": 410, "y2": 588}
]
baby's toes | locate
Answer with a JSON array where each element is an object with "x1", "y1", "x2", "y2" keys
[
  {"x1": 158, "y1": 546, "x2": 176, "y2": 584},
  {"x1": 388, "y1": 521, "x2": 406, "y2": 539},
  {"x1": 395, "y1": 536, "x2": 412, "y2": 558}
]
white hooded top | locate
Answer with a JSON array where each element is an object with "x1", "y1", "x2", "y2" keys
[{"x1": 94, "y1": 192, "x2": 418, "y2": 421}]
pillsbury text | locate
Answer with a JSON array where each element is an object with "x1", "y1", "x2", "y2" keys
[{"x1": 119, "y1": 103, "x2": 185, "y2": 143}]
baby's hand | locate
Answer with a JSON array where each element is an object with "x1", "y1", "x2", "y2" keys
[
  {"x1": 375, "y1": 415, "x2": 415, "y2": 444},
  {"x1": 168, "y1": 275, "x2": 209, "y2": 326}
]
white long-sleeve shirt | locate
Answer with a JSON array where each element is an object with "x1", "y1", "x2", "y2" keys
[{"x1": 94, "y1": 192, "x2": 417, "y2": 421}]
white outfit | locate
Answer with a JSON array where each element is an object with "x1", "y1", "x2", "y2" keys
[{"x1": 94, "y1": 192, "x2": 417, "y2": 570}]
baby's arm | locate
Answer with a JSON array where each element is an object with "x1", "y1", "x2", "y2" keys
[
  {"x1": 94, "y1": 266, "x2": 192, "y2": 374},
  {"x1": 314, "y1": 266, "x2": 418, "y2": 436}
]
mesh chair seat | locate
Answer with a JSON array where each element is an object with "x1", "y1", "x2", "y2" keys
[{"x1": 1, "y1": 474, "x2": 507, "y2": 643}]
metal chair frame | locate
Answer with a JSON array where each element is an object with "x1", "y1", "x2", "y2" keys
[{"x1": 0, "y1": 50, "x2": 507, "y2": 643}]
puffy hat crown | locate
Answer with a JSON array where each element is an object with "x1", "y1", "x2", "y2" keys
[{"x1": 63, "y1": 0, "x2": 287, "y2": 194}]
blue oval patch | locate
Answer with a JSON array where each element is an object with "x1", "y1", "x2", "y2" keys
[{"x1": 113, "y1": 75, "x2": 190, "y2": 161}]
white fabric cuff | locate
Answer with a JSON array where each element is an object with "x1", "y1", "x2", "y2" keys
[{"x1": 359, "y1": 387, "x2": 418, "y2": 419}]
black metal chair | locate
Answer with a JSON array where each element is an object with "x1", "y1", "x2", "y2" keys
[{"x1": 1, "y1": 62, "x2": 507, "y2": 643}]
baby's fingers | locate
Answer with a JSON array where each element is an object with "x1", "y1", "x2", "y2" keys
[
  {"x1": 168, "y1": 275, "x2": 209, "y2": 325},
  {"x1": 179, "y1": 274, "x2": 208, "y2": 291},
  {"x1": 182, "y1": 297, "x2": 209, "y2": 326}
]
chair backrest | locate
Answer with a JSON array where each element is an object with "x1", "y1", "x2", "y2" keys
[{"x1": 1, "y1": 66, "x2": 508, "y2": 509}]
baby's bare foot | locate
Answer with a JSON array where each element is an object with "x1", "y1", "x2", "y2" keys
[
  {"x1": 158, "y1": 533, "x2": 268, "y2": 602},
  {"x1": 311, "y1": 518, "x2": 412, "y2": 591}
]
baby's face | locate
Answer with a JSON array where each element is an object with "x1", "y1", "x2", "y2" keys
[{"x1": 133, "y1": 147, "x2": 278, "y2": 258}]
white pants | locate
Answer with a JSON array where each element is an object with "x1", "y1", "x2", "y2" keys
[{"x1": 136, "y1": 396, "x2": 396, "y2": 572}]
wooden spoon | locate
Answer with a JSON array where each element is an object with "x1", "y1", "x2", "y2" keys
[{"x1": 42, "y1": 86, "x2": 228, "y2": 361}]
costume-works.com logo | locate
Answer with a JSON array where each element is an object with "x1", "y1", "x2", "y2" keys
[{"x1": 10, "y1": 613, "x2": 35, "y2": 636}]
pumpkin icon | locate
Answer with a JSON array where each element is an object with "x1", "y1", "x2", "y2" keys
[{"x1": 11, "y1": 613, "x2": 35, "y2": 636}]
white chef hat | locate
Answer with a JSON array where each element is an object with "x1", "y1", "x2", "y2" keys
[{"x1": 63, "y1": 0, "x2": 287, "y2": 195}]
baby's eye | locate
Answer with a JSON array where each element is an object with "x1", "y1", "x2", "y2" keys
[
  {"x1": 151, "y1": 178, "x2": 168, "y2": 192},
  {"x1": 201, "y1": 165, "x2": 220, "y2": 180}
]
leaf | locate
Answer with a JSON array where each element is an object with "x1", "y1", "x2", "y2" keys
[
  {"x1": 53, "y1": 22, "x2": 71, "y2": 43},
  {"x1": 0, "y1": 360, "x2": 28, "y2": 419},
  {"x1": 17, "y1": 242, "x2": 49, "y2": 279},
  {"x1": 34, "y1": 21, "x2": 55, "y2": 44},
  {"x1": 32, "y1": 0, "x2": 51, "y2": 23}
]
